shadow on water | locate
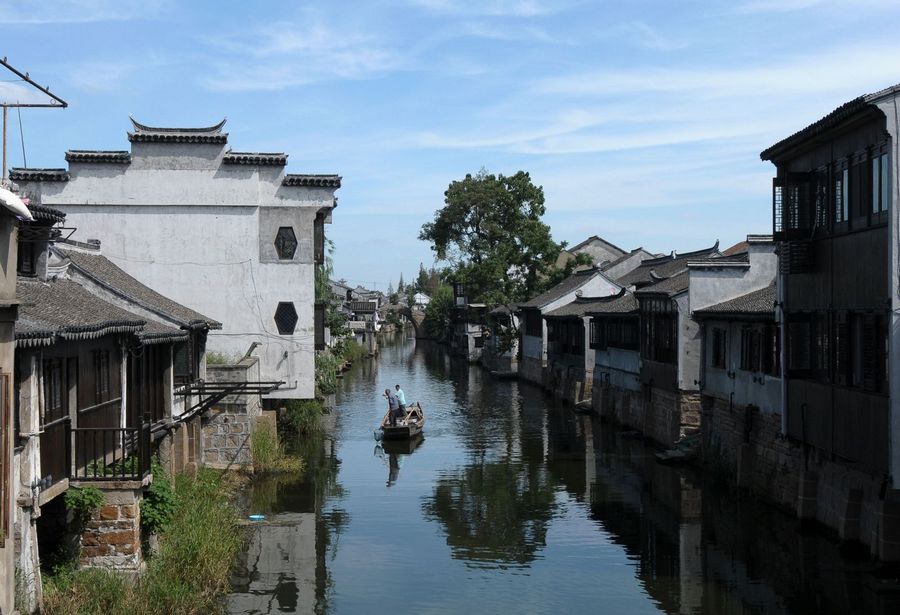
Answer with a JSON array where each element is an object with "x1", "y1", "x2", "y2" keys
[{"x1": 229, "y1": 331, "x2": 900, "y2": 614}]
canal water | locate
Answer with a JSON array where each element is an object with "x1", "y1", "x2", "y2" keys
[{"x1": 228, "y1": 333, "x2": 898, "y2": 614}]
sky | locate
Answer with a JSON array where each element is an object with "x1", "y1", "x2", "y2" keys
[{"x1": 1, "y1": 0, "x2": 899, "y2": 292}]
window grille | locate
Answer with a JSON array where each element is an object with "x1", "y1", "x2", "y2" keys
[
  {"x1": 274, "y1": 226, "x2": 298, "y2": 260},
  {"x1": 275, "y1": 302, "x2": 299, "y2": 335}
]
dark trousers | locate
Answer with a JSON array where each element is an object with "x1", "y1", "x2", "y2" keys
[{"x1": 390, "y1": 407, "x2": 403, "y2": 426}]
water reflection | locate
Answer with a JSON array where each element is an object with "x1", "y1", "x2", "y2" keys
[
  {"x1": 374, "y1": 434, "x2": 424, "y2": 487},
  {"x1": 230, "y1": 333, "x2": 900, "y2": 615}
]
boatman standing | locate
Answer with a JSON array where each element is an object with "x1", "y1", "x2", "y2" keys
[
  {"x1": 385, "y1": 388, "x2": 402, "y2": 426},
  {"x1": 395, "y1": 384, "x2": 407, "y2": 414}
]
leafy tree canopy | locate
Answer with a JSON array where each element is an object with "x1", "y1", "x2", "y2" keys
[{"x1": 419, "y1": 170, "x2": 567, "y2": 306}]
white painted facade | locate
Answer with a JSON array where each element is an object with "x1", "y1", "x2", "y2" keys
[{"x1": 14, "y1": 121, "x2": 339, "y2": 399}]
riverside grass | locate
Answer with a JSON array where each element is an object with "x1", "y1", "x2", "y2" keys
[
  {"x1": 251, "y1": 419, "x2": 304, "y2": 474},
  {"x1": 42, "y1": 469, "x2": 243, "y2": 615}
]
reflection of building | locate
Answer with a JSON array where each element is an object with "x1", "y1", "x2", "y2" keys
[{"x1": 13, "y1": 118, "x2": 339, "y2": 399}]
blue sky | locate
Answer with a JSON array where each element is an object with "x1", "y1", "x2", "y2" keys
[{"x1": 1, "y1": 0, "x2": 899, "y2": 292}]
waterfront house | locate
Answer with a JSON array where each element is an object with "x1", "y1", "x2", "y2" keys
[
  {"x1": 759, "y1": 83, "x2": 900, "y2": 560},
  {"x1": 0, "y1": 191, "x2": 27, "y2": 615},
  {"x1": 11, "y1": 207, "x2": 278, "y2": 607},
  {"x1": 412, "y1": 292, "x2": 431, "y2": 309},
  {"x1": 686, "y1": 236, "x2": 780, "y2": 489},
  {"x1": 482, "y1": 306, "x2": 518, "y2": 376},
  {"x1": 587, "y1": 290, "x2": 641, "y2": 421},
  {"x1": 517, "y1": 268, "x2": 621, "y2": 386},
  {"x1": 543, "y1": 295, "x2": 622, "y2": 404},
  {"x1": 12, "y1": 117, "x2": 339, "y2": 401}
]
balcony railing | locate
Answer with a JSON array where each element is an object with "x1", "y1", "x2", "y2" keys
[{"x1": 71, "y1": 424, "x2": 151, "y2": 481}]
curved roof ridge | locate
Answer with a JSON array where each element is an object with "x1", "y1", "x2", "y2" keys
[{"x1": 129, "y1": 116, "x2": 227, "y2": 134}]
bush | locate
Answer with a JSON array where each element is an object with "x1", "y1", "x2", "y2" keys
[
  {"x1": 206, "y1": 351, "x2": 239, "y2": 365},
  {"x1": 280, "y1": 399, "x2": 325, "y2": 437},
  {"x1": 340, "y1": 339, "x2": 368, "y2": 362},
  {"x1": 142, "y1": 458, "x2": 176, "y2": 536},
  {"x1": 64, "y1": 486, "x2": 104, "y2": 528},
  {"x1": 315, "y1": 351, "x2": 341, "y2": 394}
]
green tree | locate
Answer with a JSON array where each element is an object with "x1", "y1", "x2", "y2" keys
[
  {"x1": 419, "y1": 170, "x2": 564, "y2": 306},
  {"x1": 423, "y1": 285, "x2": 454, "y2": 341}
]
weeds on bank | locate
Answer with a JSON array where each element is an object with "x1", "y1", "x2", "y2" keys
[
  {"x1": 42, "y1": 468, "x2": 243, "y2": 615},
  {"x1": 280, "y1": 398, "x2": 326, "y2": 437},
  {"x1": 251, "y1": 419, "x2": 304, "y2": 474}
]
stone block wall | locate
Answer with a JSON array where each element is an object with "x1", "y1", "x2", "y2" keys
[
  {"x1": 204, "y1": 359, "x2": 262, "y2": 470},
  {"x1": 518, "y1": 356, "x2": 544, "y2": 387},
  {"x1": 80, "y1": 486, "x2": 142, "y2": 570},
  {"x1": 700, "y1": 392, "x2": 899, "y2": 560},
  {"x1": 544, "y1": 362, "x2": 592, "y2": 404},
  {"x1": 592, "y1": 382, "x2": 698, "y2": 448},
  {"x1": 202, "y1": 405, "x2": 253, "y2": 468}
]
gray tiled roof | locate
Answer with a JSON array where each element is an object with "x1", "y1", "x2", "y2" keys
[
  {"x1": 348, "y1": 301, "x2": 377, "y2": 312},
  {"x1": 10, "y1": 168, "x2": 69, "y2": 182},
  {"x1": 55, "y1": 246, "x2": 221, "y2": 330},
  {"x1": 16, "y1": 278, "x2": 185, "y2": 347},
  {"x1": 584, "y1": 291, "x2": 638, "y2": 315},
  {"x1": 66, "y1": 150, "x2": 131, "y2": 164},
  {"x1": 223, "y1": 151, "x2": 288, "y2": 166},
  {"x1": 544, "y1": 293, "x2": 629, "y2": 318},
  {"x1": 616, "y1": 242, "x2": 719, "y2": 287},
  {"x1": 634, "y1": 270, "x2": 690, "y2": 297},
  {"x1": 282, "y1": 174, "x2": 342, "y2": 188},
  {"x1": 27, "y1": 204, "x2": 66, "y2": 223},
  {"x1": 687, "y1": 252, "x2": 749, "y2": 266},
  {"x1": 760, "y1": 84, "x2": 900, "y2": 161},
  {"x1": 519, "y1": 268, "x2": 605, "y2": 309},
  {"x1": 693, "y1": 284, "x2": 776, "y2": 319}
]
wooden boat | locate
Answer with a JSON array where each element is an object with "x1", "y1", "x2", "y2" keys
[{"x1": 379, "y1": 402, "x2": 425, "y2": 440}]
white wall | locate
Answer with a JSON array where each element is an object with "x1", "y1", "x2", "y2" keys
[
  {"x1": 595, "y1": 347, "x2": 641, "y2": 392},
  {"x1": 689, "y1": 242, "x2": 777, "y2": 312},
  {"x1": 20, "y1": 145, "x2": 336, "y2": 400}
]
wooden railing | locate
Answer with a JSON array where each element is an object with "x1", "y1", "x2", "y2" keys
[{"x1": 71, "y1": 423, "x2": 150, "y2": 481}]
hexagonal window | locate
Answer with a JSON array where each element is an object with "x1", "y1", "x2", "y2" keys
[
  {"x1": 274, "y1": 302, "x2": 298, "y2": 334},
  {"x1": 274, "y1": 226, "x2": 297, "y2": 260}
]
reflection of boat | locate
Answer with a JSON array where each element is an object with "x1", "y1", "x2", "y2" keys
[
  {"x1": 379, "y1": 402, "x2": 425, "y2": 440},
  {"x1": 382, "y1": 433, "x2": 424, "y2": 455}
]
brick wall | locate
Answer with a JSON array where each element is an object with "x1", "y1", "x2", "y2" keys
[{"x1": 80, "y1": 486, "x2": 142, "y2": 570}]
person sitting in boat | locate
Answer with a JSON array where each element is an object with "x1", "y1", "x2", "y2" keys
[
  {"x1": 394, "y1": 384, "x2": 407, "y2": 415},
  {"x1": 384, "y1": 388, "x2": 402, "y2": 426}
]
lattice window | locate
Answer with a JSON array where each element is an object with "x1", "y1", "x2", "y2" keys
[
  {"x1": 274, "y1": 226, "x2": 298, "y2": 260},
  {"x1": 275, "y1": 302, "x2": 299, "y2": 335}
]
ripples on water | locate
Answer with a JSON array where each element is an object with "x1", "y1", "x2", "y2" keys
[{"x1": 228, "y1": 333, "x2": 900, "y2": 615}]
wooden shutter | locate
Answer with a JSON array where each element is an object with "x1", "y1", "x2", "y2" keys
[
  {"x1": 862, "y1": 314, "x2": 878, "y2": 391},
  {"x1": 0, "y1": 374, "x2": 9, "y2": 546},
  {"x1": 834, "y1": 312, "x2": 849, "y2": 386}
]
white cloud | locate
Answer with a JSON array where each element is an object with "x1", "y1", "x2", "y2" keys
[
  {"x1": 409, "y1": 0, "x2": 576, "y2": 17},
  {"x1": 0, "y1": 0, "x2": 168, "y2": 24},
  {"x1": 201, "y1": 20, "x2": 405, "y2": 91},
  {"x1": 66, "y1": 61, "x2": 133, "y2": 92},
  {"x1": 735, "y1": 0, "x2": 898, "y2": 13}
]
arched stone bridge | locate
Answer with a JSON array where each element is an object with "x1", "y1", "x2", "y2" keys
[{"x1": 396, "y1": 306, "x2": 427, "y2": 338}]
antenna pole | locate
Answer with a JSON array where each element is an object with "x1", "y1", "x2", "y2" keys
[{"x1": 2, "y1": 106, "x2": 7, "y2": 185}]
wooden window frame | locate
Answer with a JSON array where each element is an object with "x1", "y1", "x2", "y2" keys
[{"x1": 711, "y1": 327, "x2": 727, "y2": 370}]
